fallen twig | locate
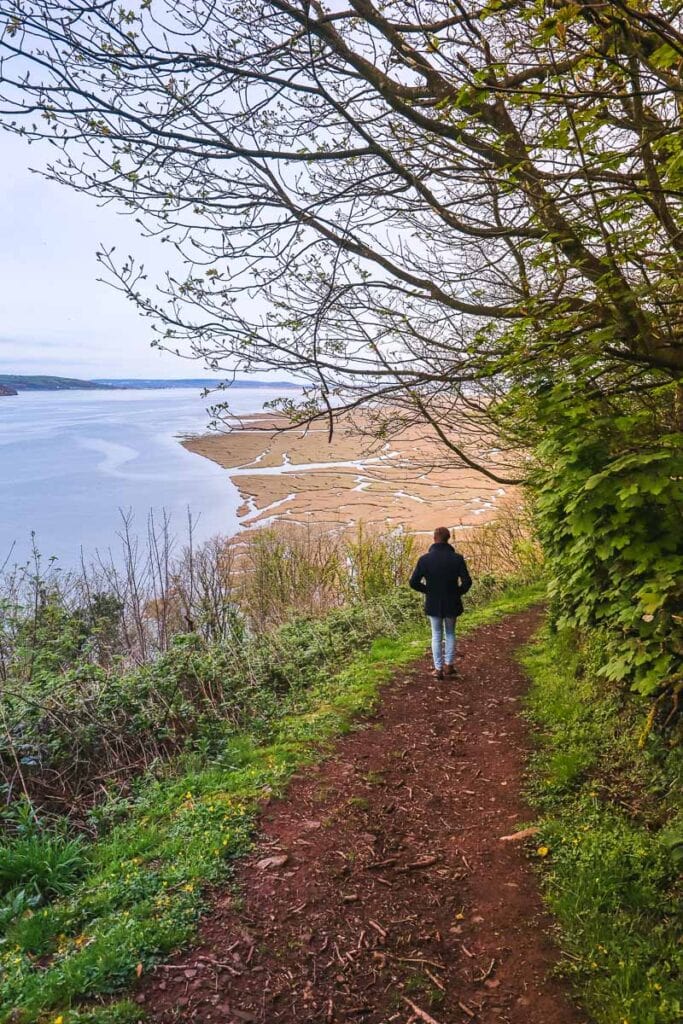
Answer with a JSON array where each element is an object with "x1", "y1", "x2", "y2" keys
[
  {"x1": 425, "y1": 968, "x2": 445, "y2": 991},
  {"x1": 407, "y1": 855, "x2": 439, "y2": 870},
  {"x1": 499, "y1": 826, "x2": 540, "y2": 842},
  {"x1": 196, "y1": 955, "x2": 243, "y2": 976},
  {"x1": 476, "y1": 957, "x2": 496, "y2": 981},
  {"x1": 158, "y1": 960, "x2": 242, "y2": 978},
  {"x1": 401, "y1": 996, "x2": 443, "y2": 1024},
  {"x1": 284, "y1": 900, "x2": 307, "y2": 916},
  {"x1": 391, "y1": 955, "x2": 446, "y2": 971},
  {"x1": 395, "y1": 855, "x2": 439, "y2": 873}
]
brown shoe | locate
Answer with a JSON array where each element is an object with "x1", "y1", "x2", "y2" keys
[
  {"x1": 431, "y1": 668, "x2": 444, "y2": 680},
  {"x1": 444, "y1": 663, "x2": 458, "y2": 677}
]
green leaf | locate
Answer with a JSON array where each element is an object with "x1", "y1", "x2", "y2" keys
[{"x1": 649, "y1": 43, "x2": 679, "y2": 69}]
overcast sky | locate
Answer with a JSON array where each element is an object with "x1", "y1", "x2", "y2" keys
[{"x1": 1, "y1": 134, "x2": 248, "y2": 380}]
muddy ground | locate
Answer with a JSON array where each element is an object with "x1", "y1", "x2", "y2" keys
[{"x1": 136, "y1": 609, "x2": 588, "y2": 1024}]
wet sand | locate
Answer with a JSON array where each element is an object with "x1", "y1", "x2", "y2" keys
[{"x1": 183, "y1": 413, "x2": 518, "y2": 535}]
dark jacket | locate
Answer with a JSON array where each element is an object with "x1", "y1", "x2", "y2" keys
[{"x1": 409, "y1": 542, "x2": 472, "y2": 618}]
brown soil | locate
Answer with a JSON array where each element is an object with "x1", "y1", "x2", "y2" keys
[{"x1": 136, "y1": 609, "x2": 588, "y2": 1024}]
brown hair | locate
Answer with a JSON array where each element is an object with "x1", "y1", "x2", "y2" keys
[{"x1": 433, "y1": 526, "x2": 450, "y2": 543}]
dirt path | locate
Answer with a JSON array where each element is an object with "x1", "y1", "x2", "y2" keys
[{"x1": 137, "y1": 609, "x2": 588, "y2": 1024}]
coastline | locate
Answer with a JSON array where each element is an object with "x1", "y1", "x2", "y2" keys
[{"x1": 182, "y1": 412, "x2": 518, "y2": 536}]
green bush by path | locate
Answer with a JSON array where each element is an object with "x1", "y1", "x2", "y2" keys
[
  {"x1": 528, "y1": 386, "x2": 683, "y2": 707},
  {"x1": 0, "y1": 581, "x2": 542, "y2": 1023},
  {"x1": 1, "y1": 590, "x2": 417, "y2": 816},
  {"x1": 522, "y1": 628, "x2": 682, "y2": 1024}
]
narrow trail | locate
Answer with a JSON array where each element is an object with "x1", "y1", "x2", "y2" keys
[{"x1": 138, "y1": 609, "x2": 588, "y2": 1024}]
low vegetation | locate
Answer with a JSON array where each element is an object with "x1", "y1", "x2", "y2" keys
[
  {"x1": 4, "y1": 503, "x2": 679, "y2": 1023},
  {"x1": 0, "y1": 512, "x2": 539, "y2": 1023},
  {"x1": 0, "y1": 521, "x2": 417, "y2": 817},
  {"x1": 522, "y1": 628, "x2": 682, "y2": 1024}
]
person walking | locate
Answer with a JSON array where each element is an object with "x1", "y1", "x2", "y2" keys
[{"x1": 409, "y1": 526, "x2": 472, "y2": 679}]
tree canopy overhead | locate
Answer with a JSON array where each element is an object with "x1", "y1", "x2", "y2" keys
[{"x1": 1, "y1": 3, "x2": 681, "y2": 460}]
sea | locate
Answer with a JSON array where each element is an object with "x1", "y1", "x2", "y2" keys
[{"x1": 0, "y1": 386, "x2": 288, "y2": 570}]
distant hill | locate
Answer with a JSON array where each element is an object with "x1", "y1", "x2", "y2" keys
[
  {"x1": 0, "y1": 374, "x2": 111, "y2": 392},
  {"x1": 0, "y1": 374, "x2": 299, "y2": 393},
  {"x1": 94, "y1": 378, "x2": 299, "y2": 389}
]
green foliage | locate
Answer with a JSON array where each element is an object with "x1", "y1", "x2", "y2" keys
[
  {"x1": 0, "y1": 834, "x2": 88, "y2": 900},
  {"x1": 0, "y1": 590, "x2": 420, "y2": 814},
  {"x1": 522, "y1": 627, "x2": 682, "y2": 1024},
  {"x1": 10, "y1": 590, "x2": 92, "y2": 682},
  {"x1": 0, "y1": 803, "x2": 90, "y2": 947},
  {"x1": 240, "y1": 524, "x2": 415, "y2": 627},
  {"x1": 527, "y1": 382, "x2": 683, "y2": 703},
  {"x1": 344, "y1": 523, "x2": 416, "y2": 602},
  {"x1": 0, "y1": 582, "x2": 542, "y2": 1023}
]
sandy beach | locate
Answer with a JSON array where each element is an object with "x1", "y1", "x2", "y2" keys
[{"x1": 183, "y1": 412, "x2": 519, "y2": 536}]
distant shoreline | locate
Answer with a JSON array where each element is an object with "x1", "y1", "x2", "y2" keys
[{"x1": 0, "y1": 374, "x2": 300, "y2": 394}]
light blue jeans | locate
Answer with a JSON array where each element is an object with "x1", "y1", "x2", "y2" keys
[{"x1": 429, "y1": 616, "x2": 456, "y2": 670}]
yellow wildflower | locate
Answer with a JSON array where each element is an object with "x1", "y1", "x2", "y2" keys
[{"x1": 537, "y1": 845, "x2": 550, "y2": 857}]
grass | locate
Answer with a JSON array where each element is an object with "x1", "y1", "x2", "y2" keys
[
  {"x1": 0, "y1": 581, "x2": 543, "y2": 1024},
  {"x1": 521, "y1": 627, "x2": 682, "y2": 1024},
  {"x1": 0, "y1": 835, "x2": 89, "y2": 902}
]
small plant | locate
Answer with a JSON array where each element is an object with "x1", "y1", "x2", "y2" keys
[
  {"x1": 402, "y1": 971, "x2": 445, "y2": 1009},
  {"x1": 362, "y1": 770, "x2": 385, "y2": 786},
  {"x1": 0, "y1": 833, "x2": 88, "y2": 900}
]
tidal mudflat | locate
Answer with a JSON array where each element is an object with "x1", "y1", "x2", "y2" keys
[{"x1": 183, "y1": 412, "x2": 517, "y2": 536}]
